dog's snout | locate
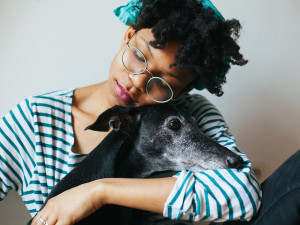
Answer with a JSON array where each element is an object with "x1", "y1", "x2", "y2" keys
[{"x1": 226, "y1": 155, "x2": 243, "y2": 168}]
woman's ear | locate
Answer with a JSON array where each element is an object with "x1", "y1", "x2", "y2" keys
[{"x1": 121, "y1": 26, "x2": 136, "y2": 46}]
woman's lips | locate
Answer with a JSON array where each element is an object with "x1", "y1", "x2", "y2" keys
[{"x1": 115, "y1": 81, "x2": 135, "y2": 104}]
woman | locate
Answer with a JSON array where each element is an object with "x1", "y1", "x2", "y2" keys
[{"x1": 1, "y1": 0, "x2": 285, "y2": 224}]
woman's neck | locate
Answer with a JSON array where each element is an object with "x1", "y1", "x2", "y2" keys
[
  {"x1": 73, "y1": 81, "x2": 111, "y2": 120},
  {"x1": 71, "y1": 81, "x2": 113, "y2": 154}
]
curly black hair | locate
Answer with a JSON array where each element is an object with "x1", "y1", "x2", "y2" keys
[{"x1": 132, "y1": 0, "x2": 248, "y2": 96}]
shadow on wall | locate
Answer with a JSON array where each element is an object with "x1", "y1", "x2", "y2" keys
[
  {"x1": 0, "y1": 191, "x2": 31, "y2": 224},
  {"x1": 237, "y1": 97, "x2": 300, "y2": 183}
]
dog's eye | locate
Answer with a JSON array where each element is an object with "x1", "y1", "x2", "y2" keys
[{"x1": 167, "y1": 118, "x2": 181, "y2": 130}]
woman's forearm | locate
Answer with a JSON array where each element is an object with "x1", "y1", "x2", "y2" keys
[{"x1": 97, "y1": 177, "x2": 177, "y2": 213}]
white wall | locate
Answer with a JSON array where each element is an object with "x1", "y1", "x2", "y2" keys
[{"x1": 0, "y1": 0, "x2": 299, "y2": 224}]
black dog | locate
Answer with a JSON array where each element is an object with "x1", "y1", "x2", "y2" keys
[{"x1": 27, "y1": 104, "x2": 243, "y2": 225}]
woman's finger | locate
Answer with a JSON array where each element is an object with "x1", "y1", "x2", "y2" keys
[
  {"x1": 32, "y1": 206, "x2": 57, "y2": 225},
  {"x1": 38, "y1": 217, "x2": 48, "y2": 225},
  {"x1": 32, "y1": 212, "x2": 49, "y2": 225},
  {"x1": 39, "y1": 213, "x2": 58, "y2": 225},
  {"x1": 55, "y1": 220, "x2": 71, "y2": 225}
]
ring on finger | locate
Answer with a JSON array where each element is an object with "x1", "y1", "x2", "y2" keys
[{"x1": 39, "y1": 217, "x2": 49, "y2": 225}]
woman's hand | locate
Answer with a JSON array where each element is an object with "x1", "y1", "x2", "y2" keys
[{"x1": 31, "y1": 180, "x2": 105, "y2": 225}]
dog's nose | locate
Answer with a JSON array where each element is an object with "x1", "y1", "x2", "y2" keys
[{"x1": 226, "y1": 155, "x2": 243, "y2": 168}]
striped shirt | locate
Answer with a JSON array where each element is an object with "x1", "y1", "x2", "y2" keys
[{"x1": 0, "y1": 88, "x2": 261, "y2": 222}]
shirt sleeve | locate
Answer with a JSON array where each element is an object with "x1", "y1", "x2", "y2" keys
[
  {"x1": 0, "y1": 97, "x2": 36, "y2": 200},
  {"x1": 164, "y1": 94, "x2": 262, "y2": 222}
]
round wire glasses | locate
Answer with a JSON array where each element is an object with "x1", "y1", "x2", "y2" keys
[{"x1": 121, "y1": 32, "x2": 174, "y2": 103}]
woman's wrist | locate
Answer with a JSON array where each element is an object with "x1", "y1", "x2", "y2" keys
[
  {"x1": 94, "y1": 178, "x2": 119, "y2": 206},
  {"x1": 93, "y1": 179, "x2": 109, "y2": 207},
  {"x1": 94, "y1": 177, "x2": 177, "y2": 213}
]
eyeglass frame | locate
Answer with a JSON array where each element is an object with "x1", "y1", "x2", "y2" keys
[{"x1": 121, "y1": 31, "x2": 174, "y2": 103}]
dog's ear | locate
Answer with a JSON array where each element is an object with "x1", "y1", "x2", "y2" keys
[{"x1": 84, "y1": 105, "x2": 141, "y2": 136}]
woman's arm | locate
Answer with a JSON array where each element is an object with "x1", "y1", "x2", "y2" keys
[
  {"x1": 100, "y1": 133, "x2": 262, "y2": 223},
  {"x1": 163, "y1": 94, "x2": 262, "y2": 222},
  {"x1": 100, "y1": 177, "x2": 176, "y2": 213},
  {"x1": 30, "y1": 177, "x2": 177, "y2": 225},
  {"x1": 0, "y1": 98, "x2": 36, "y2": 201},
  {"x1": 163, "y1": 134, "x2": 262, "y2": 222}
]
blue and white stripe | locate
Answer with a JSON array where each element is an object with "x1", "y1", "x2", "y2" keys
[{"x1": 0, "y1": 88, "x2": 86, "y2": 215}]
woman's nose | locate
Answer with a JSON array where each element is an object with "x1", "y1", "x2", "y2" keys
[{"x1": 128, "y1": 73, "x2": 151, "y2": 93}]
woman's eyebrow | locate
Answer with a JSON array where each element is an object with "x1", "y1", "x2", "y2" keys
[
  {"x1": 140, "y1": 35, "x2": 180, "y2": 80},
  {"x1": 140, "y1": 37, "x2": 154, "y2": 58},
  {"x1": 166, "y1": 71, "x2": 180, "y2": 79}
]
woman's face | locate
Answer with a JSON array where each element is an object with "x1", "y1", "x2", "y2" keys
[{"x1": 107, "y1": 27, "x2": 194, "y2": 107}]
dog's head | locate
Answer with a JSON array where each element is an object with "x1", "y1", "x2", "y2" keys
[{"x1": 85, "y1": 104, "x2": 243, "y2": 176}]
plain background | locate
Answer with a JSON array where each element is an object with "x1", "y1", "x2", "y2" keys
[{"x1": 0, "y1": 0, "x2": 299, "y2": 224}]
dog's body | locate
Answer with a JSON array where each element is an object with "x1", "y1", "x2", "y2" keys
[{"x1": 28, "y1": 104, "x2": 243, "y2": 225}]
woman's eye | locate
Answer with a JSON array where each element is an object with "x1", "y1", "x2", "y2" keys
[
  {"x1": 134, "y1": 49, "x2": 145, "y2": 62},
  {"x1": 157, "y1": 79, "x2": 170, "y2": 90},
  {"x1": 167, "y1": 118, "x2": 181, "y2": 130}
]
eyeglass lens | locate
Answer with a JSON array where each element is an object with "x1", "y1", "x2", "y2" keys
[
  {"x1": 146, "y1": 78, "x2": 173, "y2": 102},
  {"x1": 122, "y1": 46, "x2": 146, "y2": 74}
]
